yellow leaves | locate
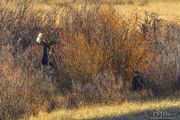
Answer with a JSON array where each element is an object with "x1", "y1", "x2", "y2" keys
[
  {"x1": 72, "y1": 35, "x2": 104, "y2": 74},
  {"x1": 59, "y1": 32, "x2": 108, "y2": 76},
  {"x1": 54, "y1": 6, "x2": 157, "y2": 82}
]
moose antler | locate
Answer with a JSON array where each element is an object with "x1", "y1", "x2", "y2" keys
[{"x1": 36, "y1": 33, "x2": 43, "y2": 44}]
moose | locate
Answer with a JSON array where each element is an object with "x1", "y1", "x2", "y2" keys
[
  {"x1": 36, "y1": 33, "x2": 57, "y2": 65},
  {"x1": 132, "y1": 71, "x2": 146, "y2": 91}
]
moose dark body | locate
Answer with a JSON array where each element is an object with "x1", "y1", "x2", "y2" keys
[
  {"x1": 132, "y1": 72, "x2": 145, "y2": 91},
  {"x1": 40, "y1": 40, "x2": 56, "y2": 65}
]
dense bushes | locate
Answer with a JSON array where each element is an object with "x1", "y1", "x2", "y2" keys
[
  {"x1": 54, "y1": 5, "x2": 154, "y2": 102},
  {"x1": 0, "y1": 0, "x2": 180, "y2": 119},
  {"x1": 0, "y1": 1, "x2": 60, "y2": 119}
]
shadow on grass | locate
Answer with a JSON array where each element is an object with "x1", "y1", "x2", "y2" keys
[{"x1": 87, "y1": 107, "x2": 180, "y2": 120}]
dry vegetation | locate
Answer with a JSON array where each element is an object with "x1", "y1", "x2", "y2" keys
[
  {"x1": 0, "y1": 0, "x2": 180, "y2": 120},
  {"x1": 28, "y1": 99, "x2": 180, "y2": 120}
]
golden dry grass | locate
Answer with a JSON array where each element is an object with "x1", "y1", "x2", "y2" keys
[
  {"x1": 4, "y1": 0, "x2": 180, "y2": 21},
  {"x1": 30, "y1": 0, "x2": 180, "y2": 22},
  {"x1": 114, "y1": 1, "x2": 180, "y2": 22},
  {"x1": 28, "y1": 98, "x2": 180, "y2": 120}
]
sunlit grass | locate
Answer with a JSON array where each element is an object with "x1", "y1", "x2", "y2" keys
[
  {"x1": 114, "y1": 1, "x2": 180, "y2": 22},
  {"x1": 28, "y1": 99, "x2": 180, "y2": 120},
  {"x1": 31, "y1": 0, "x2": 180, "y2": 22}
]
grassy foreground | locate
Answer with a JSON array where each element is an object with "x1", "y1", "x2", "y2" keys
[{"x1": 28, "y1": 99, "x2": 180, "y2": 120}]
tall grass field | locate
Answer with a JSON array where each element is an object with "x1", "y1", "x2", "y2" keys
[{"x1": 0, "y1": 0, "x2": 180, "y2": 120}]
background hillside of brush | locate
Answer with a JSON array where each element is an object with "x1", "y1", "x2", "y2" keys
[{"x1": 0, "y1": 0, "x2": 180, "y2": 120}]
